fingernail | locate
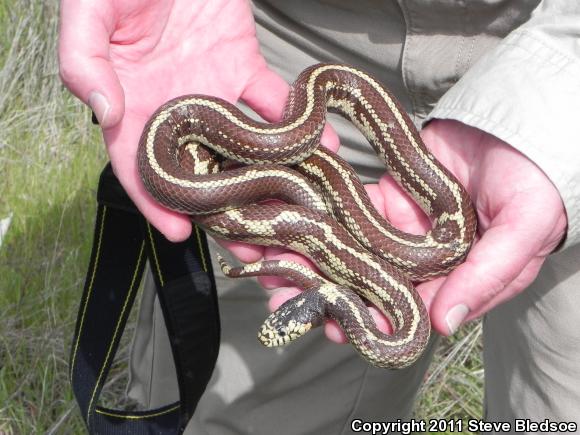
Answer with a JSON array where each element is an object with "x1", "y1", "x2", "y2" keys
[
  {"x1": 88, "y1": 91, "x2": 110, "y2": 126},
  {"x1": 445, "y1": 304, "x2": 469, "y2": 335}
]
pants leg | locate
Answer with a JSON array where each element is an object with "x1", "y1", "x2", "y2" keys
[
  {"x1": 482, "y1": 244, "x2": 580, "y2": 433},
  {"x1": 129, "y1": 242, "x2": 436, "y2": 435}
]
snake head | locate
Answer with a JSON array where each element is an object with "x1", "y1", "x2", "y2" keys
[{"x1": 258, "y1": 291, "x2": 326, "y2": 347}]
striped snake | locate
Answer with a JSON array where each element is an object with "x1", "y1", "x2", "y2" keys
[{"x1": 137, "y1": 64, "x2": 477, "y2": 368}]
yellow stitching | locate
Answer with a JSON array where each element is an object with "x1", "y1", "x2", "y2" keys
[
  {"x1": 70, "y1": 206, "x2": 107, "y2": 381},
  {"x1": 193, "y1": 225, "x2": 208, "y2": 272},
  {"x1": 86, "y1": 242, "x2": 146, "y2": 427},
  {"x1": 95, "y1": 403, "x2": 180, "y2": 420},
  {"x1": 147, "y1": 223, "x2": 165, "y2": 287}
]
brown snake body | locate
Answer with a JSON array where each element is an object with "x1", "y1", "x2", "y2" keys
[{"x1": 137, "y1": 64, "x2": 477, "y2": 368}]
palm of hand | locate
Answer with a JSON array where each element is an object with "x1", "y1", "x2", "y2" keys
[
  {"x1": 60, "y1": 0, "x2": 291, "y2": 240},
  {"x1": 104, "y1": 1, "x2": 267, "y2": 239},
  {"x1": 108, "y1": 0, "x2": 262, "y2": 118}
]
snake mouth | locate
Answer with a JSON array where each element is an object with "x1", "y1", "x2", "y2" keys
[{"x1": 258, "y1": 320, "x2": 312, "y2": 347}]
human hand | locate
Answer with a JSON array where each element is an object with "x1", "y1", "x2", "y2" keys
[
  {"x1": 58, "y1": 0, "x2": 338, "y2": 253},
  {"x1": 262, "y1": 119, "x2": 567, "y2": 343},
  {"x1": 417, "y1": 120, "x2": 567, "y2": 335}
]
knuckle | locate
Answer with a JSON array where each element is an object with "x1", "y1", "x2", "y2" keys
[
  {"x1": 480, "y1": 272, "x2": 508, "y2": 303},
  {"x1": 58, "y1": 58, "x2": 79, "y2": 86}
]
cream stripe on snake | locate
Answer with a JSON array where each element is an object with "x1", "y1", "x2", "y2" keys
[
  {"x1": 220, "y1": 209, "x2": 414, "y2": 319},
  {"x1": 301, "y1": 149, "x2": 438, "y2": 249}
]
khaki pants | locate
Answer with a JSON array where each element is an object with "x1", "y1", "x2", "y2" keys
[{"x1": 128, "y1": 1, "x2": 580, "y2": 433}]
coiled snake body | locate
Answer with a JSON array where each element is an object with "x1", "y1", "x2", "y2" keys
[{"x1": 138, "y1": 64, "x2": 477, "y2": 368}]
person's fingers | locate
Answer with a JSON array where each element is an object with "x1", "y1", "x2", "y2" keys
[
  {"x1": 320, "y1": 124, "x2": 341, "y2": 153},
  {"x1": 364, "y1": 184, "x2": 386, "y2": 216},
  {"x1": 416, "y1": 276, "x2": 446, "y2": 313},
  {"x1": 104, "y1": 118, "x2": 192, "y2": 241},
  {"x1": 58, "y1": 0, "x2": 124, "y2": 128},
  {"x1": 240, "y1": 66, "x2": 340, "y2": 151},
  {"x1": 258, "y1": 247, "x2": 317, "y2": 289},
  {"x1": 464, "y1": 257, "x2": 545, "y2": 321},
  {"x1": 120, "y1": 163, "x2": 192, "y2": 242},
  {"x1": 377, "y1": 175, "x2": 431, "y2": 234},
  {"x1": 323, "y1": 305, "x2": 393, "y2": 344},
  {"x1": 324, "y1": 320, "x2": 347, "y2": 343},
  {"x1": 240, "y1": 67, "x2": 290, "y2": 122},
  {"x1": 367, "y1": 306, "x2": 394, "y2": 335},
  {"x1": 214, "y1": 239, "x2": 265, "y2": 264},
  {"x1": 429, "y1": 222, "x2": 539, "y2": 336},
  {"x1": 268, "y1": 286, "x2": 302, "y2": 312}
]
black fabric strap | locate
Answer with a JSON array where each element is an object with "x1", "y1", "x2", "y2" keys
[{"x1": 70, "y1": 163, "x2": 220, "y2": 434}]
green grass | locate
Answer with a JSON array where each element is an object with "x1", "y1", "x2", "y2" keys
[
  {"x1": 0, "y1": 1, "x2": 106, "y2": 432},
  {"x1": 0, "y1": 0, "x2": 483, "y2": 433},
  {"x1": 415, "y1": 324, "x2": 484, "y2": 431}
]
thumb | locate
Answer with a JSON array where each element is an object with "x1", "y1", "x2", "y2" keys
[
  {"x1": 240, "y1": 67, "x2": 340, "y2": 151},
  {"x1": 429, "y1": 222, "x2": 536, "y2": 336},
  {"x1": 58, "y1": 0, "x2": 124, "y2": 128},
  {"x1": 240, "y1": 66, "x2": 290, "y2": 122}
]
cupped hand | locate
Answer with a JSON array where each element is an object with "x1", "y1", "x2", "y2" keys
[
  {"x1": 419, "y1": 120, "x2": 567, "y2": 336},
  {"x1": 59, "y1": 0, "x2": 338, "y2": 252},
  {"x1": 263, "y1": 119, "x2": 567, "y2": 343}
]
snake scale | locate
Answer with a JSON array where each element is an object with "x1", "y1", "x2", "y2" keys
[{"x1": 137, "y1": 64, "x2": 477, "y2": 368}]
